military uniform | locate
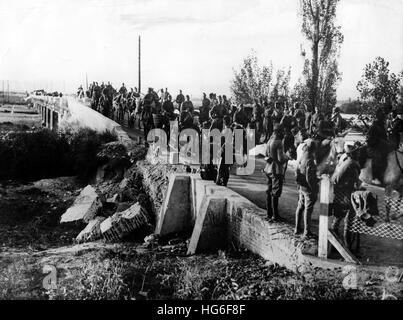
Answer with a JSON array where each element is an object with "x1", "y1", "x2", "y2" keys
[
  {"x1": 199, "y1": 97, "x2": 211, "y2": 124},
  {"x1": 264, "y1": 132, "x2": 289, "y2": 221},
  {"x1": 210, "y1": 104, "x2": 228, "y2": 132},
  {"x1": 233, "y1": 107, "x2": 248, "y2": 129},
  {"x1": 294, "y1": 146, "x2": 319, "y2": 237},
  {"x1": 367, "y1": 118, "x2": 388, "y2": 183},
  {"x1": 330, "y1": 149, "x2": 361, "y2": 239}
]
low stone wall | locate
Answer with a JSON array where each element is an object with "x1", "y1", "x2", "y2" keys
[{"x1": 186, "y1": 176, "x2": 319, "y2": 272}]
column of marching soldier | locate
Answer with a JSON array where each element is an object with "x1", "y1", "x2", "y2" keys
[{"x1": 77, "y1": 81, "x2": 350, "y2": 141}]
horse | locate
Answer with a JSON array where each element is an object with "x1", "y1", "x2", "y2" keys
[
  {"x1": 358, "y1": 146, "x2": 403, "y2": 190},
  {"x1": 293, "y1": 131, "x2": 346, "y2": 175}
]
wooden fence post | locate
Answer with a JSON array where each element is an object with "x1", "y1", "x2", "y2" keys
[{"x1": 318, "y1": 174, "x2": 333, "y2": 258}]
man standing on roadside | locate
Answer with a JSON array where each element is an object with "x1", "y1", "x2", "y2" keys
[
  {"x1": 264, "y1": 124, "x2": 291, "y2": 222},
  {"x1": 294, "y1": 140, "x2": 319, "y2": 238},
  {"x1": 330, "y1": 144, "x2": 361, "y2": 240}
]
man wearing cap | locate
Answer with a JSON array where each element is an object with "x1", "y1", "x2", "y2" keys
[
  {"x1": 209, "y1": 97, "x2": 228, "y2": 132},
  {"x1": 199, "y1": 93, "x2": 211, "y2": 124},
  {"x1": 264, "y1": 123, "x2": 291, "y2": 222},
  {"x1": 233, "y1": 103, "x2": 249, "y2": 129},
  {"x1": 182, "y1": 95, "x2": 194, "y2": 114},
  {"x1": 294, "y1": 103, "x2": 306, "y2": 129},
  {"x1": 294, "y1": 139, "x2": 319, "y2": 238},
  {"x1": 295, "y1": 128, "x2": 310, "y2": 164},
  {"x1": 310, "y1": 106, "x2": 321, "y2": 135},
  {"x1": 179, "y1": 104, "x2": 194, "y2": 131},
  {"x1": 330, "y1": 144, "x2": 362, "y2": 240},
  {"x1": 142, "y1": 87, "x2": 157, "y2": 137},
  {"x1": 119, "y1": 83, "x2": 127, "y2": 96},
  {"x1": 367, "y1": 108, "x2": 389, "y2": 185},
  {"x1": 176, "y1": 90, "x2": 185, "y2": 109},
  {"x1": 317, "y1": 111, "x2": 335, "y2": 140}
]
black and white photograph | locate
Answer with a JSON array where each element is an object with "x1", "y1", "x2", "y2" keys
[{"x1": 0, "y1": 0, "x2": 402, "y2": 307}]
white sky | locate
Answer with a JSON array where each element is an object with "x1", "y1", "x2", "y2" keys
[{"x1": 0, "y1": 0, "x2": 402, "y2": 100}]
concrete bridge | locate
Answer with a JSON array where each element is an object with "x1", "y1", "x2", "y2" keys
[
  {"x1": 30, "y1": 95, "x2": 69, "y2": 131},
  {"x1": 29, "y1": 95, "x2": 137, "y2": 145}
]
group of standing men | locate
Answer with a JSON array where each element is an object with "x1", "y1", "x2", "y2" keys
[{"x1": 264, "y1": 101, "x2": 403, "y2": 240}]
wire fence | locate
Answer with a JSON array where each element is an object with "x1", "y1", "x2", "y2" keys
[{"x1": 334, "y1": 185, "x2": 403, "y2": 240}]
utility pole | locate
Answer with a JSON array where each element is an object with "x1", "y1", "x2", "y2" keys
[
  {"x1": 138, "y1": 35, "x2": 141, "y2": 94},
  {"x1": 7, "y1": 80, "x2": 9, "y2": 103},
  {"x1": 2, "y1": 80, "x2": 4, "y2": 102},
  {"x1": 86, "y1": 73, "x2": 89, "y2": 91}
]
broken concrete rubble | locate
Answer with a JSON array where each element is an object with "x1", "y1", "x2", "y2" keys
[
  {"x1": 60, "y1": 185, "x2": 103, "y2": 223},
  {"x1": 76, "y1": 216, "x2": 106, "y2": 243},
  {"x1": 100, "y1": 202, "x2": 149, "y2": 242}
]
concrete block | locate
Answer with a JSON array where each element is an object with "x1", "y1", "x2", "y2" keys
[
  {"x1": 100, "y1": 202, "x2": 149, "y2": 242},
  {"x1": 187, "y1": 196, "x2": 227, "y2": 254},
  {"x1": 76, "y1": 216, "x2": 105, "y2": 243},
  {"x1": 60, "y1": 185, "x2": 103, "y2": 223},
  {"x1": 156, "y1": 174, "x2": 191, "y2": 236}
]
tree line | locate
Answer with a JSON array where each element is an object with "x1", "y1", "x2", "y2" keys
[{"x1": 230, "y1": 0, "x2": 403, "y2": 115}]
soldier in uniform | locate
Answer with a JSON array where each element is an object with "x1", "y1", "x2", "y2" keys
[
  {"x1": 179, "y1": 104, "x2": 194, "y2": 130},
  {"x1": 310, "y1": 106, "x2": 321, "y2": 135},
  {"x1": 93, "y1": 82, "x2": 101, "y2": 110},
  {"x1": 294, "y1": 140, "x2": 319, "y2": 238},
  {"x1": 182, "y1": 95, "x2": 194, "y2": 114},
  {"x1": 162, "y1": 95, "x2": 175, "y2": 136},
  {"x1": 264, "y1": 123, "x2": 291, "y2": 222},
  {"x1": 330, "y1": 144, "x2": 361, "y2": 241},
  {"x1": 216, "y1": 115, "x2": 233, "y2": 187},
  {"x1": 252, "y1": 98, "x2": 263, "y2": 141},
  {"x1": 199, "y1": 93, "x2": 211, "y2": 125},
  {"x1": 332, "y1": 107, "x2": 344, "y2": 135},
  {"x1": 209, "y1": 97, "x2": 228, "y2": 132},
  {"x1": 176, "y1": 90, "x2": 185, "y2": 110},
  {"x1": 367, "y1": 108, "x2": 389, "y2": 185},
  {"x1": 233, "y1": 104, "x2": 249, "y2": 129},
  {"x1": 142, "y1": 87, "x2": 157, "y2": 138},
  {"x1": 262, "y1": 102, "x2": 273, "y2": 142},
  {"x1": 119, "y1": 83, "x2": 127, "y2": 96}
]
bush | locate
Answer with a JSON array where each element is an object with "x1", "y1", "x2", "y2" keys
[
  {"x1": 0, "y1": 127, "x2": 118, "y2": 182},
  {"x1": 0, "y1": 129, "x2": 72, "y2": 180}
]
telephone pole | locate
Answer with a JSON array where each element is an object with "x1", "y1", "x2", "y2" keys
[
  {"x1": 138, "y1": 35, "x2": 141, "y2": 94},
  {"x1": 86, "y1": 73, "x2": 89, "y2": 91}
]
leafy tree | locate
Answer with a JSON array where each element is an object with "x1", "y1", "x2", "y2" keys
[
  {"x1": 230, "y1": 51, "x2": 291, "y2": 105},
  {"x1": 356, "y1": 57, "x2": 401, "y2": 108},
  {"x1": 270, "y1": 67, "x2": 291, "y2": 104},
  {"x1": 230, "y1": 51, "x2": 273, "y2": 104},
  {"x1": 299, "y1": 0, "x2": 343, "y2": 112}
]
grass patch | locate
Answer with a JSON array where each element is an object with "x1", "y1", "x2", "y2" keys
[{"x1": 42, "y1": 247, "x2": 381, "y2": 300}]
